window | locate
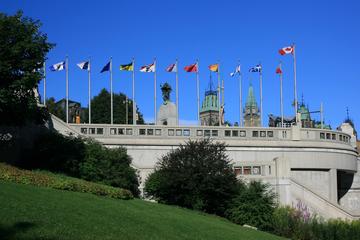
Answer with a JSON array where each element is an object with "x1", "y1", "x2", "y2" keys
[
  {"x1": 80, "y1": 128, "x2": 87, "y2": 134},
  {"x1": 147, "y1": 129, "x2": 154, "y2": 135},
  {"x1": 232, "y1": 130, "x2": 239, "y2": 137},
  {"x1": 168, "y1": 129, "x2": 174, "y2": 136},
  {"x1": 282, "y1": 131, "x2": 287, "y2": 138},
  {"x1": 197, "y1": 130, "x2": 203, "y2": 136},
  {"x1": 212, "y1": 130, "x2": 218, "y2": 137},
  {"x1": 89, "y1": 128, "x2": 95, "y2": 134},
  {"x1": 126, "y1": 128, "x2": 133, "y2": 135},
  {"x1": 110, "y1": 128, "x2": 116, "y2": 135},
  {"x1": 176, "y1": 129, "x2": 182, "y2": 136},
  {"x1": 260, "y1": 131, "x2": 266, "y2": 137},
  {"x1": 155, "y1": 129, "x2": 162, "y2": 136},
  {"x1": 252, "y1": 166, "x2": 261, "y2": 175},
  {"x1": 234, "y1": 167, "x2": 242, "y2": 176},
  {"x1": 339, "y1": 135, "x2": 343, "y2": 141},
  {"x1": 243, "y1": 166, "x2": 251, "y2": 175},
  {"x1": 204, "y1": 130, "x2": 211, "y2": 137},
  {"x1": 269, "y1": 166, "x2": 271, "y2": 175},
  {"x1": 139, "y1": 129, "x2": 146, "y2": 135},
  {"x1": 320, "y1": 132, "x2": 325, "y2": 139},
  {"x1": 118, "y1": 128, "x2": 125, "y2": 135},
  {"x1": 252, "y1": 131, "x2": 259, "y2": 137},
  {"x1": 183, "y1": 129, "x2": 190, "y2": 136},
  {"x1": 267, "y1": 131, "x2": 274, "y2": 137},
  {"x1": 225, "y1": 130, "x2": 231, "y2": 137},
  {"x1": 240, "y1": 130, "x2": 246, "y2": 137},
  {"x1": 96, "y1": 128, "x2": 104, "y2": 135},
  {"x1": 332, "y1": 134, "x2": 336, "y2": 140},
  {"x1": 326, "y1": 133, "x2": 331, "y2": 139}
]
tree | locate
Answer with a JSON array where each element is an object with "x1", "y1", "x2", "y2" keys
[
  {"x1": 225, "y1": 181, "x2": 277, "y2": 231},
  {"x1": 91, "y1": 88, "x2": 144, "y2": 124},
  {"x1": 144, "y1": 139, "x2": 238, "y2": 216},
  {"x1": 46, "y1": 97, "x2": 65, "y2": 121},
  {"x1": 0, "y1": 11, "x2": 54, "y2": 126}
]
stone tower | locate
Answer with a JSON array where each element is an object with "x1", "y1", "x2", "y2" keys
[
  {"x1": 243, "y1": 84, "x2": 260, "y2": 127},
  {"x1": 200, "y1": 89, "x2": 220, "y2": 126}
]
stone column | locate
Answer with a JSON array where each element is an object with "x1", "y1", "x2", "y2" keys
[{"x1": 329, "y1": 168, "x2": 338, "y2": 203}]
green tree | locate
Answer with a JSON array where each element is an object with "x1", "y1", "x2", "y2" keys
[
  {"x1": 0, "y1": 11, "x2": 54, "y2": 126},
  {"x1": 225, "y1": 181, "x2": 277, "y2": 231},
  {"x1": 46, "y1": 97, "x2": 65, "y2": 121},
  {"x1": 91, "y1": 88, "x2": 144, "y2": 124},
  {"x1": 144, "y1": 139, "x2": 238, "y2": 216}
]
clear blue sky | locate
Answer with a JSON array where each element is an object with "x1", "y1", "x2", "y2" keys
[{"x1": 2, "y1": 0, "x2": 360, "y2": 127}]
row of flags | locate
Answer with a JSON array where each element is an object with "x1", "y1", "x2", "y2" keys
[{"x1": 49, "y1": 45, "x2": 294, "y2": 76}]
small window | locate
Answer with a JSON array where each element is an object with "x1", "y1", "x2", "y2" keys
[
  {"x1": 332, "y1": 134, "x2": 336, "y2": 140},
  {"x1": 118, "y1": 128, "x2": 125, "y2": 135},
  {"x1": 110, "y1": 128, "x2": 116, "y2": 135},
  {"x1": 282, "y1": 131, "x2": 287, "y2": 138},
  {"x1": 96, "y1": 128, "x2": 104, "y2": 135},
  {"x1": 243, "y1": 166, "x2": 251, "y2": 175},
  {"x1": 204, "y1": 130, "x2": 211, "y2": 137},
  {"x1": 155, "y1": 129, "x2": 162, "y2": 136},
  {"x1": 339, "y1": 135, "x2": 343, "y2": 141},
  {"x1": 232, "y1": 130, "x2": 239, "y2": 137},
  {"x1": 89, "y1": 128, "x2": 95, "y2": 134},
  {"x1": 252, "y1": 131, "x2": 259, "y2": 137},
  {"x1": 225, "y1": 130, "x2": 231, "y2": 137},
  {"x1": 168, "y1": 129, "x2": 174, "y2": 136},
  {"x1": 197, "y1": 130, "x2": 203, "y2": 136},
  {"x1": 147, "y1": 129, "x2": 154, "y2": 135},
  {"x1": 320, "y1": 132, "x2": 325, "y2": 139},
  {"x1": 326, "y1": 133, "x2": 331, "y2": 140},
  {"x1": 212, "y1": 130, "x2": 218, "y2": 137},
  {"x1": 234, "y1": 167, "x2": 242, "y2": 176},
  {"x1": 252, "y1": 166, "x2": 261, "y2": 175},
  {"x1": 183, "y1": 129, "x2": 190, "y2": 136},
  {"x1": 260, "y1": 131, "x2": 266, "y2": 137},
  {"x1": 269, "y1": 166, "x2": 271, "y2": 175},
  {"x1": 81, "y1": 128, "x2": 87, "y2": 134},
  {"x1": 240, "y1": 130, "x2": 246, "y2": 137},
  {"x1": 267, "y1": 131, "x2": 274, "y2": 137},
  {"x1": 139, "y1": 129, "x2": 146, "y2": 135},
  {"x1": 176, "y1": 129, "x2": 182, "y2": 136},
  {"x1": 126, "y1": 128, "x2": 133, "y2": 135}
]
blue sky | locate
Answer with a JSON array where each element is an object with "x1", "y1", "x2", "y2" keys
[{"x1": 2, "y1": 0, "x2": 360, "y2": 127}]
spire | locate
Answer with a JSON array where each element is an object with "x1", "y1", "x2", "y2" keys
[{"x1": 245, "y1": 83, "x2": 258, "y2": 108}]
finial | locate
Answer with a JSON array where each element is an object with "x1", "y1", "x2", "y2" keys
[{"x1": 346, "y1": 107, "x2": 350, "y2": 120}]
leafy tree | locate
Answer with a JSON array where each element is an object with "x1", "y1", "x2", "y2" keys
[
  {"x1": 144, "y1": 139, "x2": 238, "y2": 216},
  {"x1": 225, "y1": 181, "x2": 277, "y2": 231},
  {"x1": 0, "y1": 11, "x2": 54, "y2": 126},
  {"x1": 91, "y1": 88, "x2": 144, "y2": 124},
  {"x1": 46, "y1": 97, "x2": 65, "y2": 121}
]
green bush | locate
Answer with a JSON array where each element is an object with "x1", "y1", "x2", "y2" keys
[
  {"x1": 0, "y1": 163, "x2": 133, "y2": 200},
  {"x1": 225, "y1": 181, "x2": 277, "y2": 231}
]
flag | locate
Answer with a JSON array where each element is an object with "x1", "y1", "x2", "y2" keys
[
  {"x1": 50, "y1": 61, "x2": 65, "y2": 71},
  {"x1": 249, "y1": 64, "x2": 262, "y2": 72},
  {"x1": 208, "y1": 64, "x2": 218, "y2": 72},
  {"x1": 100, "y1": 61, "x2": 110, "y2": 73},
  {"x1": 230, "y1": 65, "x2": 241, "y2": 77},
  {"x1": 184, "y1": 63, "x2": 198, "y2": 72},
  {"x1": 166, "y1": 63, "x2": 177, "y2": 72},
  {"x1": 120, "y1": 62, "x2": 134, "y2": 71},
  {"x1": 279, "y1": 46, "x2": 294, "y2": 55},
  {"x1": 276, "y1": 65, "x2": 282, "y2": 74},
  {"x1": 77, "y1": 61, "x2": 90, "y2": 71},
  {"x1": 140, "y1": 62, "x2": 155, "y2": 72}
]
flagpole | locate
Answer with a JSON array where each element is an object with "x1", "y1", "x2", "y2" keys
[
  {"x1": 293, "y1": 44, "x2": 298, "y2": 124},
  {"x1": 110, "y1": 57, "x2": 113, "y2": 125},
  {"x1": 196, "y1": 59, "x2": 200, "y2": 125},
  {"x1": 280, "y1": 62, "x2": 284, "y2": 127},
  {"x1": 43, "y1": 62, "x2": 46, "y2": 106},
  {"x1": 320, "y1": 102, "x2": 324, "y2": 129},
  {"x1": 154, "y1": 58, "x2": 157, "y2": 124},
  {"x1": 176, "y1": 59, "x2": 179, "y2": 126},
  {"x1": 66, "y1": 55, "x2": 69, "y2": 124},
  {"x1": 239, "y1": 71, "x2": 242, "y2": 127},
  {"x1": 217, "y1": 61, "x2": 221, "y2": 126},
  {"x1": 88, "y1": 57, "x2": 91, "y2": 124},
  {"x1": 132, "y1": 58, "x2": 136, "y2": 125},
  {"x1": 259, "y1": 64, "x2": 263, "y2": 127}
]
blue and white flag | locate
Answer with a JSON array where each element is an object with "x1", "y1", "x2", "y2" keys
[
  {"x1": 100, "y1": 61, "x2": 111, "y2": 73},
  {"x1": 49, "y1": 61, "x2": 65, "y2": 71},
  {"x1": 230, "y1": 65, "x2": 241, "y2": 77},
  {"x1": 249, "y1": 64, "x2": 262, "y2": 73},
  {"x1": 77, "y1": 61, "x2": 90, "y2": 71}
]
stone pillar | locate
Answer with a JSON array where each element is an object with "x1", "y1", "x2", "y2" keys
[{"x1": 329, "y1": 168, "x2": 338, "y2": 203}]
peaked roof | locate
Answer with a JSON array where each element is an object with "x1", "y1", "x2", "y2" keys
[{"x1": 245, "y1": 84, "x2": 258, "y2": 108}]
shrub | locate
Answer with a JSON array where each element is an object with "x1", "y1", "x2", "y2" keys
[
  {"x1": 225, "y1": 181, "x2": 277, "y2": 231},
  {"x1": 144, "y1": 139, "x2": 238, "y2": 216}
]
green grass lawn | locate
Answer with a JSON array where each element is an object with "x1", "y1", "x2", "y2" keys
[{"x1": 0, "y1": 181, "x2": 285, "y2": 240}]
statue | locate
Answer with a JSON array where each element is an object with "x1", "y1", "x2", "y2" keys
[{"x1": 160, "y1": 82, "x2": 172, "y2": 104}]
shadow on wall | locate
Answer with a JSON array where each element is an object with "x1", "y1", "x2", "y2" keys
[{"x1": 338, "y1": 171, "x2": 355, "y2": 201}]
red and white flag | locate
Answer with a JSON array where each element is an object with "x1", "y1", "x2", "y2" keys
[
  {"x1": 166, "y1": 63, "x2": 177, "y2": 72},
  {"x1": 279, "y1": 46, "x2": 294, "y2": 55},
  {"x1": 140, "y1": 63, "x2": 155, "y2": 72},
  {"x1": 276, "y1": 65, "x2": 282, "y2": 74},
  {"x1": 184, "y1": 63, "x2": 198, "y2": 73}
]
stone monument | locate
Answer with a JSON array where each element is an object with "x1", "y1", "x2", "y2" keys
[{"x1": 156, "y1": 82, "x2": 177, "y2": 126}]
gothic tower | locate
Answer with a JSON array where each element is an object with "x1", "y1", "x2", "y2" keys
[{"x1": 243, "y1": 83, "x2": 260, "y2": 127}]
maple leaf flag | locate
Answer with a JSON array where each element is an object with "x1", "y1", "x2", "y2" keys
[{"x1": 279, "y1": 46, "x2": 294, "y2": 55}]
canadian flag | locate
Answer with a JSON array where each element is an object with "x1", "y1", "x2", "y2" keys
[{"x1": 279, "y1": 46, "x2": 294, "y2": 55}]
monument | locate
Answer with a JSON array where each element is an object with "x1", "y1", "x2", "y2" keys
[{"x1": 156, "y1": 82, "x2": 177, "y2": 126}]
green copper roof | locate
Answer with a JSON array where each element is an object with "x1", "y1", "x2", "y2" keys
[
  {"x1": 245, "y1": 84, "x2": 258, "y2": 108},
  {"x1": 201, "y1": 90, "x2": 219, "y2": 112},
  {"x1": 298, "y1": 104, "x2": 310, "y2": 121}
]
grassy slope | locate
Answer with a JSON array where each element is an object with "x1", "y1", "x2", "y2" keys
[{"x1": 0, "y1": 181, "x2": 284, "y2": 240}]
